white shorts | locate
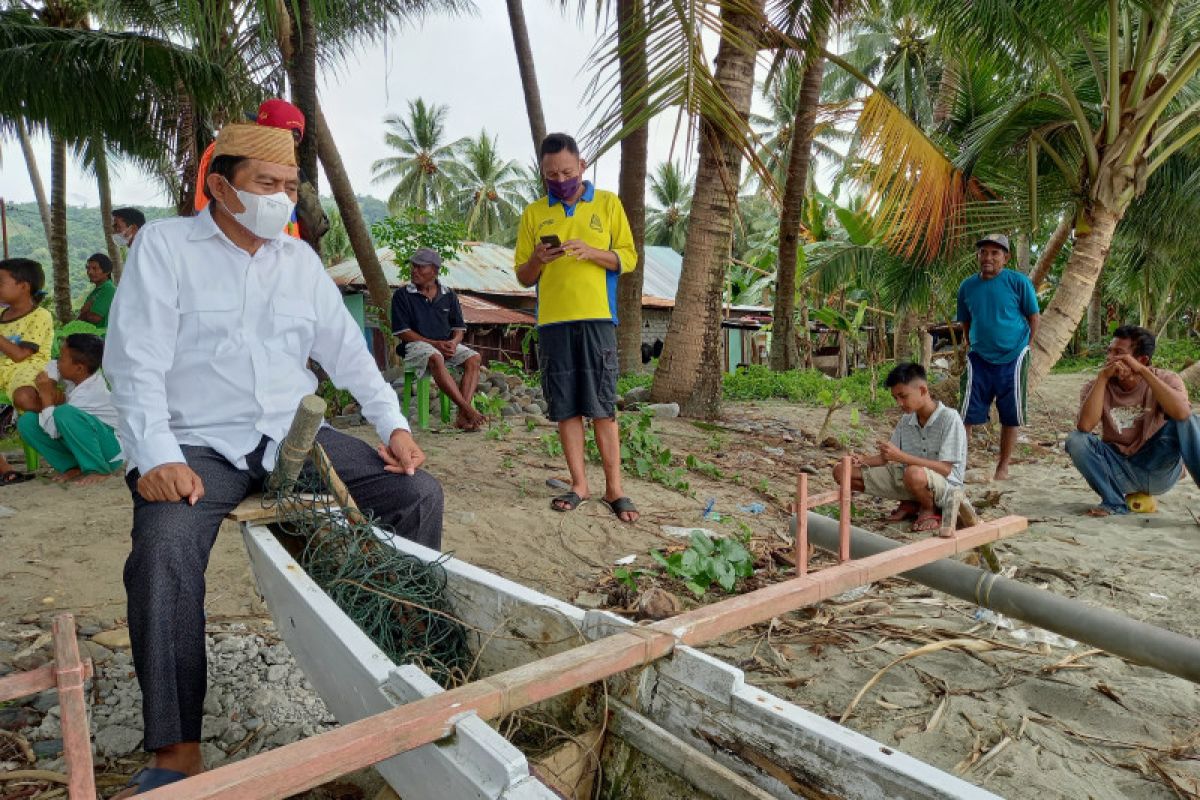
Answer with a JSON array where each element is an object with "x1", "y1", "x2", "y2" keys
[
  {"x1": 861, "y1": 464, "x2": 952, "y2": 507},
  {"x1": 402, "y1": 341, "x2": 478, "y2": 378}
]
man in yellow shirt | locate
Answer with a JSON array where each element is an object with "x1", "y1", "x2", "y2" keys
[{"x1": 515, "y1": 133, "x2": 639, "y2": 522}]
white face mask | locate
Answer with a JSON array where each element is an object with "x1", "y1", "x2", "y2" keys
[
  {"x1": 222, "y1": 181, "x2": 295, "y2": 240},
  {"x1": 112, "y1": 232, "x2": 130, "y2": 247}
]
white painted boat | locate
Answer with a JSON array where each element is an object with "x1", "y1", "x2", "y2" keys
[{"x1": 241, "y1": 521, "x2": 1001, "y2": 800}]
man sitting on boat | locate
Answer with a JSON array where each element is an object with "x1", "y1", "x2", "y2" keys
[{"x1": 103, "y1": 122, "x2": 444, "y2": 797}]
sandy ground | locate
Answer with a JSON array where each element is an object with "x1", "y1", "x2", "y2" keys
[{"x1": 1, "y1": 371, "x2": 1198, "y2": 798}]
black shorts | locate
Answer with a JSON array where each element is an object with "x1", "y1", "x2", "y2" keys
[{"x1": 538, "y1": 321, "x2": 618, "y2": 422}]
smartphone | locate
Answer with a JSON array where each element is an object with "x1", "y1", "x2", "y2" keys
[{"x1": 540, "y1": 234, "x2": 562, "y2": 248}]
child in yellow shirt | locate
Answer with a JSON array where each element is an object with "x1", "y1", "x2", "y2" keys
[{"x1": 1, "y1": 258, "x2": 54, "y2": 484}]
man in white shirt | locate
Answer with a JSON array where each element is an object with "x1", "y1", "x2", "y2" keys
[{"x1": 103, "y1": 123, "x2": 443, "y2": 796}]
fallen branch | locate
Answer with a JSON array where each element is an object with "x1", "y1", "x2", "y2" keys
[
  {"x1": 0, "y1": 770, "x2": 69, "y2": 785},
  {"x1": 839, "y1": 639, "x2": 996, "y2": 723}
]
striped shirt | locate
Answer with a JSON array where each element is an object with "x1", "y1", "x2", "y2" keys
[{"x1": 889, "y1": 402, "x2": 968, "y2": 487}]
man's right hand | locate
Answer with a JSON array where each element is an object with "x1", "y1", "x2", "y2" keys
[
  {"x1": 529, "y1": 242, "x2": 564, "y2": 269},
  {"x1": 137, "y1": 463, "x2": 205, "y2": 504}
]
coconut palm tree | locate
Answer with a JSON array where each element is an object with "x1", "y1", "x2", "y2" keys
[
  {"x1": 645, "y1": 161, "x2": 693, "y2": 252},
  {"x1": 447, "y1": 130, "x2": 527, "y2": 242},
  {"x1": 371, "y1": 99, "x2": 462, "y2": 215},
  {"x1": 648, "y1": 0, "x2": 765, "y2": 417},
  {"x1": 505, "y1": 0, "x2": 546, "y2": 156},
  {"x1": 856, "y1": 0, "x2": 1200, "y2": 386}
]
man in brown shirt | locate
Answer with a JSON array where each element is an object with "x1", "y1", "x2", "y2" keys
[{"x1": 1066, "y1": 326, "x2": 1198, "y2": 516}]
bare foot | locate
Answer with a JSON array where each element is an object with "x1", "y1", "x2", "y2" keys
[
  {"x1": 74, "y1": 472, "x2": 113, "y2": 486},
  {"x1": 993, "y1": 466, "x2": 1010, "y2": 481},
  {"x1": 51, "y1": 468, "x2": 82, "y2": 483},
  {"x1": 455, "y1": 408, "x2": 486, "y2": 431},
  {"x1": 1084, "y1": 507, "x2": 1112, "y2": 517}
]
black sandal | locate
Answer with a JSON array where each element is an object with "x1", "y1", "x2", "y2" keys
[
  {"x1": 551, "y1": 492, "x2": 588, "y2": 512},
  {"x1": 0, "y1": 470, "x2": 33, "y2": 486},
  {"x1": 601, "y1": 496, "x2": 639, "y2": 522}
]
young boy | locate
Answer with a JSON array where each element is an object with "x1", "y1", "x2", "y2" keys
[
  {"x1": 834, "y1": 363, "x2": 968, "y2": 532},
  {"x1": 16, "y1": 334, "x2": 122, "y2": 485},
  {"x1": 0, "y1": 258, "x2": 54, "y2": 484}
]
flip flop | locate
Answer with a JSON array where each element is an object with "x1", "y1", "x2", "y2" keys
[
  {"x1": 116, "y1": 767, "x2": 189, "y2": 797},
  {"x1": 884, "y1": 501, "x2": 920, "y2": 522},
  {"x1": 910, "y1": 512, "x2": 942, "y2": 533},
  {"x1": 601, "y1": 496, "x2": 639, "y2": 523},
  {"x1": 551, "y1": 492, "x2": 587, "y2": 512},
  {"x1": 0, "y1": 470, "x2": 33, "y2": 486}
]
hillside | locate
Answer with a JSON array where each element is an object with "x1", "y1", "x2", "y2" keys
[{"x1": 4, "y1": 195, "x2": 390, "y2": 302}]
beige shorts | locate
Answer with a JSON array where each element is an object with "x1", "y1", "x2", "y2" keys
[
  {"x1": 403, "y1": 341, "x2": 478, "y2": 378},
  {"x1": 861, "y1": 464, "x2": 952, "y2": 507}
]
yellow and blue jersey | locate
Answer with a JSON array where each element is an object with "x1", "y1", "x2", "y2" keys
[{"x1": 514, "y1": 182, "x2": 637, "y2": 327}]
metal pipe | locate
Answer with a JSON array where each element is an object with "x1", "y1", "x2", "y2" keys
[{"x1": 803, "y1": 513, "x2": 1200, "y2": 684}]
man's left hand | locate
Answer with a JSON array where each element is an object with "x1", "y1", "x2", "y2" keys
[
  {"x1": 878, "y1": 441, "x2": 908, "y2": 464},
  {"x1": 434, "y1": 340, "x2": 456, "y2": 358},
  {"x1": 379, "y1": 429, "x2": 426, "y2": 476},
  {"x1": 562, "y1": 239, "x2": 600, "y2": 262},
  {"x1": 34, "y1": 371, "x2": 55, "y2": 390},
  {"x1": 1111, "y1": 353, "x2": 1147, "y2": 378}
]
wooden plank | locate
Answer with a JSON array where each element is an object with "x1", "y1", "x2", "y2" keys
[
  {"x1": 145, "y1": 514, "x2": 1027, "y2": 800},
  {"x1": 52, "y1": 614, "x2": 95, "y2": 800},
  {"x1": 838, "y1": 456, "x2": 852, "y2": 562},
  {"x1": 0, "y1": 664, "x2": 56, "y2": 702},
  {"x1": 226, "y1": 494, "x2": 333, "y2": 523},
  {"x1": 608, "y1": 702, "x2": 777, "y2": 800},
  {"x1": 793, "y1": 473, "x2": 808, "y2": 576},
  {"x1": 803, "y1": 490, "x2": 839, "y2": 508}
]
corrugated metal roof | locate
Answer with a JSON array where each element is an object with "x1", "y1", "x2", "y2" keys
[
  {"x1": 327, "y1": 242, "x2": 688, "y2": 303},
  {"x1": 327, "y1": 242, "x2": 529, "y2": 294},
  {"x1": 458, "y1": 293, "x2": 535, "y2": 325}
]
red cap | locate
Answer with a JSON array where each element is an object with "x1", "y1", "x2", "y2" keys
[{"x1": 256, "y1": 99, "x2": 305, "y2": 138}]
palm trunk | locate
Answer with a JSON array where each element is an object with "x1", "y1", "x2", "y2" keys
[
  {"x1": 769, "y1": 27, "x2": 828, "y2": 372},
  {"x1": 1028, "y1": 206, "x2": 1122, "y2": 386},
  {"x1": 16, "y1": 118, "x2": 52, "y2": 250},
  {"x1": 48, "y1": 133, "x2": 72, "y2": 323},
  {"x1": 94, "y1": 143, "x2": 124, "y2": 280},
  {"x1": 1029, "y1": 212, "x2": 1072, "y2": 289},
  {"x1": 649, "y1": 0, "x2": 762, "y2": 418},
  {"x1": 1179, "y1": 359, "x2": 1200, "y2": 389},
  {"x1": 314, "y1": 103, "x2": 390, "y2": 314},
  {"x1": 1086, "y1": 284, "x2": 1103, "y2": 350},
  {"x1": 616, "y1": 0, "x2": 648, "y2": 375},
  {"x1": 175, "y1": 94, "x2": 201, "y2": 216},
  {"x1": 288, "y1": 0, "x2": 322, "y2": 253},
  {"x1": 892, "y1": 310, "x2": 919, "y2": 362},
  {"x1": 505, "y1": 0, "x2": 547, "y2": 156}
]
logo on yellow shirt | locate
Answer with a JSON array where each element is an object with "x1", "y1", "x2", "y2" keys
[{"x1": 589, "y1": 214, "x2": 603, "y2": 233}]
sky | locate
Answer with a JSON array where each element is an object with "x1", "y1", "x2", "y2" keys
[{"x1": 0, "y1": 5, "x2": 710, "y2": 210}]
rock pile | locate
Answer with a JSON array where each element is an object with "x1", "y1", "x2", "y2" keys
[{"x1": 0, "y1": 620, "x2": 333, "y2": 776}]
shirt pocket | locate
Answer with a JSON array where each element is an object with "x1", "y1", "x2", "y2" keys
[
  {"x1": 269, "y1": 298, "x2": 318, "y2": 354},
  {"x1": 177, "y1": 294, "x2": 240, "y2": 355}
]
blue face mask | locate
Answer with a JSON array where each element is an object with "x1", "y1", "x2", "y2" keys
[{"x1": 546, "y1": 176, "x2": 581, "y2": 202}]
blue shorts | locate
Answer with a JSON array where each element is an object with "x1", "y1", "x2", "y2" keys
[{"x1": 959, "y1": 349, "x2": 1029, "y2": 427}]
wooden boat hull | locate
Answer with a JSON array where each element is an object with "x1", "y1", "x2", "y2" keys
[{"x1": 242, "y1": 522, "x2": 1000, "y2": 800}]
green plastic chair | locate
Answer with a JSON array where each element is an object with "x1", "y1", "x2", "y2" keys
[
  {"x1": 0, "y1": 391, "x2": 39, "y2": 472},
  {"x1": 401, "y1": 371, "x2": 453, "y2": 429}
]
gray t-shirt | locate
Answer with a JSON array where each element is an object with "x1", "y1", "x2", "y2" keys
[{"x1": 889, "y1": 401, "x2": 968, "y2": 486}]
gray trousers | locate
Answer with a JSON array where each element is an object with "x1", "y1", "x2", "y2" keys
[{"x1": 122, "y1": 427, "x2": 443, "y2": 751}]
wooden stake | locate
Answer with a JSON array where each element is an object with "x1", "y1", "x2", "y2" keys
[
  {"x1": 793, "y1": 473, "x2": 808, "y2": 576},
  {"x1": 268, "y1": 395, "x2": 327, "y2": 491},
  {"x1": 52, "y1": 615, "x2": 95, "y2": 800},
  {"x1": 838, "y1": 455, "x2": 852, "y2": 562}
]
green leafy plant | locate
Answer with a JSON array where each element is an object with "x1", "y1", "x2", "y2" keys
[
  {"x1": 486, "y1": 420, "x2": 512, "y2": 441},
  {"x1": 588, "y1": 411, "x2": 689, "y2": 493},
  {"x1": 541, "y1": 433, "x2": 564, "y2": 458},
  {"x1": 685, "y1": 454, "x2": 725, "y2": 479},
  {"x1": 616, "y1": 373, "x2": 654, "y2": 395},
  {"x1": 525, "y1": 417, "x2": 538, "y2": 432},
  {"x1": 613, "y1": 566, "x2": 651, "y2": 591},
  {"x1": 651, "y1": 531, "x2": 754, "y2": 597},
  {"x1": 722, "y1": 364, "x2": 891, "y2": 413},
  {"x1": 371, "y1": 208, "x2": 471, "y2": 282},
  {"x1": 473, "y1": 393, "x2": 507, "y2": 417},
  {"x1": 316, "y1": 379, "x2": 354, "y2": 419}
]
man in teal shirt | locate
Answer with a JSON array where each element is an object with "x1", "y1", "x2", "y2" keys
[{"x1": 956, "y1": 234, "x2": 1040, "y2": 481}]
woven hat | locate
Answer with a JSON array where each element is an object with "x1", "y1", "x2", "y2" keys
[{"x1": 212, "y1": 123, "x2": 296, "y2": 167}]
